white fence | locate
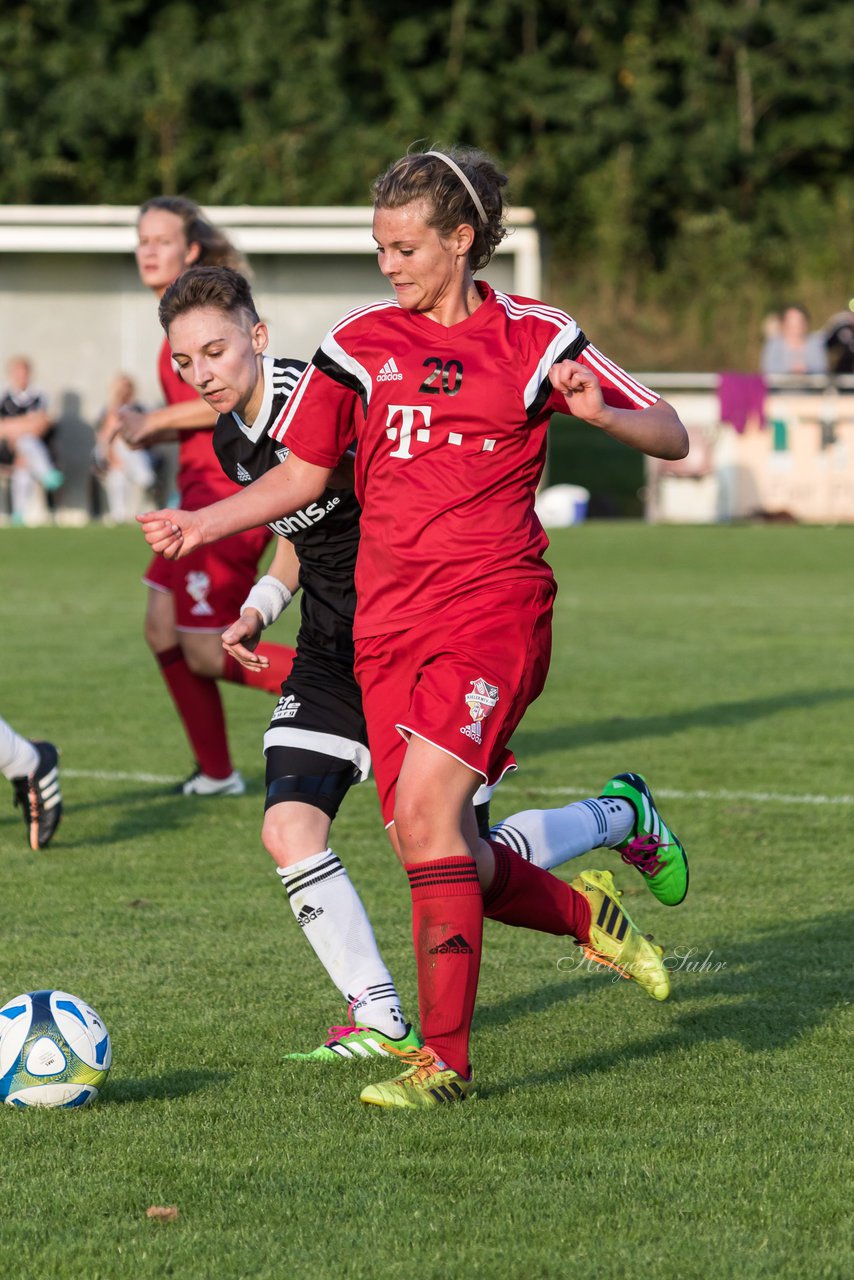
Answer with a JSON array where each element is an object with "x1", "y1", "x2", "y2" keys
[{"x1": 641, "y1": 374, "x2": 854, "y2": 524}]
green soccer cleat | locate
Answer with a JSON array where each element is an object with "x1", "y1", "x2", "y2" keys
[
  {"x1": 360, "y1": 1046, "x2": 476, "y2": 1109},
  {"x1": 600, "y1": 772, "x2": 689, "y2": 906},
  {"x1": 570, "y1": 868, "x2": 670, "y2": 1002},
  {"x1": 285, "y1": 1022, "x2": 422, "y2": 1062}
]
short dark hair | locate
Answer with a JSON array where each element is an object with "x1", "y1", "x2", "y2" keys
[{"x1": 158, "y1": 266, "x2": 260, "y2": 333}]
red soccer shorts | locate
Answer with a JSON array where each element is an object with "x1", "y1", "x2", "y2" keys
[
  {"x1": 354, "y1": 579, "x2": 555, "y2": 825},
  {"x1": 142, "y1": 526, "x2": 272, "y2": 632}
]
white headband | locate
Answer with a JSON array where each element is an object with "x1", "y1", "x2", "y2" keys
[{"x1": 425, "y1": 151, "x2": 487, "y2": 225}]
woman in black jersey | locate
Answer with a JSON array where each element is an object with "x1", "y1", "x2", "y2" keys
[{"x1": 157, "y1": 265, "x2": 421, "y2": 1061}]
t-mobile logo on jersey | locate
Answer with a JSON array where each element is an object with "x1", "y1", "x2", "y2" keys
[
  {"x1": 385, "y1": 405, "x2": 496, "y2": 459},
  {"x1": 385, "y1": 404, "x2": 432, "y2": 459}
]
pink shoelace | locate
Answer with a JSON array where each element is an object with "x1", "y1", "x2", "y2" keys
[
  {"x1": 323, "y1": 1025, "x2": 365, "y2": 1044},
  {"x1": 620, "y1": 834, "x2": 668, "y2": 877},
  {"x1": 324, "y1": 994, "x2": 371, "y2": 1044}
]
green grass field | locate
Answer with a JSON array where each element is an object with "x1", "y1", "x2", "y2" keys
[{"x1": 1, "y1": 523, "x2": 852, "y2": 1280}]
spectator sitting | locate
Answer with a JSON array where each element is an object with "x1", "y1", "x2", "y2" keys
[
  {"x1": 0, "y1": 356, "x2": 63, "y2": 526},
  {"x1": 760, "y1": 304, "x2": 828, "y2": 376},
  {"x1": 92, "y1": 373, "x2": 157, "y2": 524},
  {"x1": 823, "y1": 301, "x2": 854, "y2": 375}
]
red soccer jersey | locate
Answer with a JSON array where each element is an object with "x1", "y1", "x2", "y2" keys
[
  {"x1": 276, "y1": 283, "x2": 658, "y2": 639},
  {"x1": 157, "y1": 337, "x2": 240, "y2": 510}
]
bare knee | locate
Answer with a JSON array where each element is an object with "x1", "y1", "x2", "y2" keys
[
  {"x1": 144, "y1": 589, "x2": 176, "y2": 654},
  {"x1": 262, "y1": 802, "x2": 331, "y2": 870},
  {"x1": 181, "y1": 633, "x2": 225, "y2": 679},
  {"x1": 393, "y1": 789, "x2": 437, "y2": 856},
  {"x1": 144, "y1": 609, "x2": 175, "y2": 654},
  {"x1": 182, "y1": 645, "x2": 219, "y2": 678}
]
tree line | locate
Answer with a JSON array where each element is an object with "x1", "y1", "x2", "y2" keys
[{"x1": 1, "y1": 0, "x2": 851, "y2": 367}]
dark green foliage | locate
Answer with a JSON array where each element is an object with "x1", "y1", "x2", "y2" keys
[{"x1": 0, "y1": 1, "x2": 851, "y2": 364}]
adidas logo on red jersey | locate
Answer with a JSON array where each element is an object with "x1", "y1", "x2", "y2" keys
[
  {"x1": 377, "y1": 357, "x2": 403, "y2": 382},
  {"x1": 460, "y1": 721, "x2": 482, "y2": 744}
]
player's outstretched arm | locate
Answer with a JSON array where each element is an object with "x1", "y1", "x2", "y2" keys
[
  {"x1": 137, "y1": 451, "x2": 333, "y2": 559},
  {"x1": 549, "y1": 359, "x2": 688, "y2": 460},
  {"x1": 117, "y1": 398, "x2": 217, "y2": 447}
]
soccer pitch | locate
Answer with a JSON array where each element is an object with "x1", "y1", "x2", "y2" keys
[{"x1": 1, "y1": 523, "x2": 852, "y2": 1279}]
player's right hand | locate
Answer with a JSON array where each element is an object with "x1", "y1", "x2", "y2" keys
[{"x1": 136, "y1": 508, "x2": 201, "y2": 559}]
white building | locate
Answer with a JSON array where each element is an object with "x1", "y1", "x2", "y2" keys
[{"x1": 0, "y1": 205, "x2": 541, "y2": 519}]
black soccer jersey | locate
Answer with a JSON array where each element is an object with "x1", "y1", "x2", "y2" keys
[
  {"x1": 213, "y1": 355, "x2": 360, "y2": 662},
  {"x1": 0, "y1": 386, "x2": 52, "y2": 465},
  {"x1": 0, "y1": 387, "x2": 48, "y2": 418}
]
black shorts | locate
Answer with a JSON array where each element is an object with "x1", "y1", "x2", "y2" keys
[{"x1": 261, "y1": 655, "x2": 368, "y2": 783}]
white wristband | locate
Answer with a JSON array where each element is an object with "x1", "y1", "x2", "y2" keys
[{"x1": 240, "y1": 575, "x2": 293, "y2": 629}]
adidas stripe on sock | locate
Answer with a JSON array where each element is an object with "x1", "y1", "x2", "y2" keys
[
  {"x1": 277, "y1": 849, "x2": 406, "y2": 1039},
  {"x1": 490, "y1": 797, "x2": 634, "y2": 871}
]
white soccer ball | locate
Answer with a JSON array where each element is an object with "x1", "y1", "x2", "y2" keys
[{"x1": 0, "y1": 989, "x2": 112, "y2": 1108}]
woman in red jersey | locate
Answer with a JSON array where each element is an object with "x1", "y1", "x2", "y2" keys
[
  {"x1": 140, "y1": 150, "x2": 690, "y2": 1104},
  {"x1": 121, "y1": 197, "x2": 295, "y2": 795}
]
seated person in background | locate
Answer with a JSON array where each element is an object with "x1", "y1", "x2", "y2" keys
[
  {"x1": 0, "y1": 356, "x2": 63, "y2": 525},
  {"x1": 93, "y1": 373, "x2": 157, "y2": 524},
  {"x1": 823, "y1": 302, "x2": 854, "y2": 375},
  {"x1": 760, "y1": 304, "x2": 828, "y2": 376}
]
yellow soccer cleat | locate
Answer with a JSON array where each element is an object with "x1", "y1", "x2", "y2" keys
[
  {"x1": 570, "y1": 868, "x2": 670, "y2": 1002},
  {"x1": 359, "y1": 1046, "x2": 476, "y2": 1109}
]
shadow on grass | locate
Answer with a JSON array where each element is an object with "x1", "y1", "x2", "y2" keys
[
  {"x1": 474, "y1": 977, "x2": 591, "y2": 1030},
  {"x1": 510, "y1": 686, "x2": 854, "y2": 759},
  {"x1": 50, "y1": 785, "x2": 263, "y2": 848},
  {"x1": 482, "y1": 907, "x2": 854, "y2": 1098},
  {"x1": 102, "y1": 1069, "x2": 230, "y2": 1105}
]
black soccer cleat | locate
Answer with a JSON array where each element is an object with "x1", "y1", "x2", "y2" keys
[{"x1": 12, "y1": 740, "x2": 63, "y2": 850}]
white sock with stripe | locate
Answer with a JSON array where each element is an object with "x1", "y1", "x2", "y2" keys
[
  {"x1": 0, "y1": 718, "x2": 39, "y2": 780},
  {"x1": 277, "y1": 849, "x2": 407, "y2": 1040},
  {"x1": 490, "y1": 797, "x2": 635, "y2": 871}
]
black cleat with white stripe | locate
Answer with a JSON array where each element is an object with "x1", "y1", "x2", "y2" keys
[{"x1": 12, "y1": 740, "x2": 62, "y2": 850}]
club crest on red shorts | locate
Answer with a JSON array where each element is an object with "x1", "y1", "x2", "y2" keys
[
  {"x1": 460, "y1": 677, "x2": 499, "y2": 745},
  {"x1": 186, "y1": 570, "x2": 214, "y2": 617}
]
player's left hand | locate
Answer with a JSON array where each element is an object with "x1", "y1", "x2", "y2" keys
[
  {"x1": 549, "y1": 359, "x2": 607, "y2": 423},
  {"x1": 221, "y1": 612, "x2": 269, "y2": 670}
]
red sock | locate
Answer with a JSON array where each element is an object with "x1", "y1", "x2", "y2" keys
[
  {"x1": 222, "y1": 643, "x2": 295, "y2": 694},
  {"x1": 156, "y1": 646, "x2": 232, "y2": 780},
  {"x1": 483, "y1": 840, "x2": 591, "y2": 942},
  {"x1": 406, "y1": 857, "x2": 483, "y2": 1078}
]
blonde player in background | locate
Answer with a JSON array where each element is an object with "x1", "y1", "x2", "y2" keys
[{"x1": 115, "y1": 197, "x2": 296, "y2": 796}]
